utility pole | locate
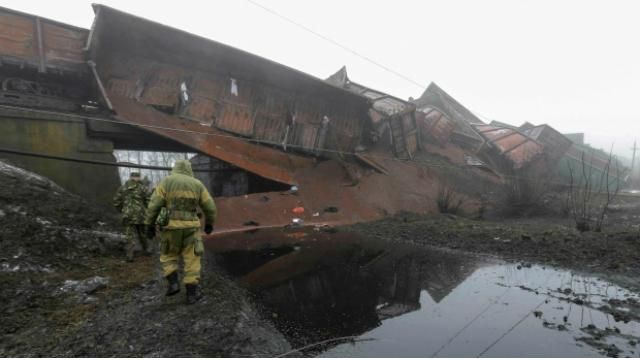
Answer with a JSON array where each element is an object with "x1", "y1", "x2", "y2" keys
[{"x1": 631, "y1": 140, "x2": 638, "y2": 184}]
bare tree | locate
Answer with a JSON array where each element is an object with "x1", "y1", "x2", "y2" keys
[
  {"x1": 567, "y1": 148, "x2": 621, "y2": 232},
  {"x1": 594, "y1": 148, "x2": 621, "y2": 231},
  {"x1": 113, "y1": 150, "x2": 195, "y2": 185}
]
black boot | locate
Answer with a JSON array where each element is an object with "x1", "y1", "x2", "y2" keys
[
  {"x1": 165, "y1": 272, "x2": 180, "y2": 297},
  {"x1": 186, "y1": 284, "x2": 202, "y2": 305}
]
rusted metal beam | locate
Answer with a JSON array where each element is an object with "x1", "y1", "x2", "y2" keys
[
  {"x1": 355, "y1": 153, "x2": 389, "y2": 175},
  {"x1": 428, "y1": 113, "x2": 444, "y2": 132},
  {"x1": 83, "y1": 6, "x2": 100, "y2": 51},
  {"x1": 34, "y1": 17, "x2": 45, "y2": 73},
  {"x1": 87, "y1": 60, "x2": 113, "y2": 110},
  {"x1": 484, "y1": 129, "x2": 518, "y2": 143},
  {"x1": 107, "y1": 93, "x2": 314, "y2": 185},
  {"x1": 501, "y1": 137, "x2": 530, "y2": 155},
  {"x1": 475, "y1": 126, "x2": 501, "y2": 134}
]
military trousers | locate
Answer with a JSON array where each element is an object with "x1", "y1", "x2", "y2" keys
[
  {"x1": 159, "y1": 227, "x2": 204, "y2": 285},
  {"x1": 125, "y1": 224, "x2": 149, "y2": 260}
]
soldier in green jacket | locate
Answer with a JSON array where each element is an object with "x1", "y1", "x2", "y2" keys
[
  {"x1": 145, "y1": 160, "x2": 217, "y2": 305},
  {"x1": 113, "y1": 172, "x2": 151, "y2": 262}
]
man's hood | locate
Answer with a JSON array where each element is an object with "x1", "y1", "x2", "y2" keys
[
  {"x1": 172, "y1": 160, "x2": 194, "y2": 177},
  {"x1": 124, "y1": 179, "x2": 139, "y2": 187}
]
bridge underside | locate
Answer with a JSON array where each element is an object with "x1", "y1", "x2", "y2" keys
[{"x1": 86, "y1": 119, "x2": 193, "y2": 153}]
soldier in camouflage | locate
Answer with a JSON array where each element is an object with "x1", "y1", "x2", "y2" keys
[
  {"x1": 113, "y1": 172, "x2": 151, "y2": 262},
  {"x1": 145, "y1": 160, "x2": 216, "y2": 305}
]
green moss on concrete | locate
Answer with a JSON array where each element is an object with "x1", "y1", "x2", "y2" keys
[{"x1": 0, "y1": 115, "x2": 120, "y2": 205}]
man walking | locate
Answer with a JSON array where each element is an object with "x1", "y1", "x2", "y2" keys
[
  {"x1": 145, "y1": 160, "x2": 216, "y2": 304},
  {"x1": 113, "y1": 172, "x2": 151, "y2": 262}
]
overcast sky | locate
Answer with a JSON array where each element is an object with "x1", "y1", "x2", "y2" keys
[{"x1": 3, "y1": 0, "x2": 639, "y2": 159}]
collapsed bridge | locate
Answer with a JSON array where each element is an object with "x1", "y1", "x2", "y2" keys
[
  {"x1": 0, "y1": 5, "x2": 460, "y2": 230},
  {"x1": 1, "y1": 4, "x2": 608, "y2": 231}
]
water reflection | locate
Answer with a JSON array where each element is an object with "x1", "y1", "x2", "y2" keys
[{"x1": 208, "y1": 228, "x2": 640, "y2": 357}]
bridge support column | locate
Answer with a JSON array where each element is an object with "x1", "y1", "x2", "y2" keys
[{"x1": 0, "y1": 109, "x2": 121, "y2": 206}]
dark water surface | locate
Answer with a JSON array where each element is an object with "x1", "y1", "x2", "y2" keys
[{"x1": 208, "y1": 227, "x2": 640, "y2": 357}]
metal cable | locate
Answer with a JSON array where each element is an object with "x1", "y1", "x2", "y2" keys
[
  {"x1": 0, "y1": 104, "x2": 472, "y2": 172},
  {"x1": 476, "y1": 297, "x2": 549, "y2": 357},
  {"x1": 274, "y1": 336, "x2": 376, "y2": 358},
  {"x1": 0, "y1": 103, "x2": 630, "y2": 192},
  {"x1": 0, "y1": 147, "x2": 217, "y2": 173},
  {"x1": 245, "y1": 0, "x2": 426, "y2": 90},
  {"x1": 245, "y1": 0, "x2": 499, "y2": 122},
  {"x1": 431, "y1": 287, "x2": 511, "y2": 357}
]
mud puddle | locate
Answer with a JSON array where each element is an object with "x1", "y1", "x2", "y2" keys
[{"x1": 208, "y1": 228, "x2": 640, "y2": 357}]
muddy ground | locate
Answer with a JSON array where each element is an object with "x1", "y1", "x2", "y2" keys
[
  {"x1": 348, "y1": 208, "x2": 640, "y2": 292},
  {"x1": 2, "y1": 157, "x2": 640, "y2": 357},
  {"x1": 0, "y1": 160, "x2": 290, "y2": 357}
]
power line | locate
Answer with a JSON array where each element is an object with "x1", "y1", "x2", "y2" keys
[
  {"x1": 0, "y1": 104, "x2": 459, "y2": 171},
  {"x1": 244, "y1": 1, "x2": 508, "y2": 130},
  {"x1": 0, "y1": 105, "x2": 533, "y2": 180},
  {"x1": 630, "y1": 140, "x2": 637, "y2": 175},
  {"x1": 274, "y1": 336, "x2": 376, "y2": 358},
  {"x1": 0, "y1": 103, "x2": 631, "y2": 192},
  {"x1": 431, "y1": 287, "x2": 511, "y2": 357},
  {"x1": 477, "y1": 297, "x2": 549, "y2": 357},
  {"x1": 245, "y1": 0, "x2": 427, "y2": 90},
  {"x1": 0, "y1": 147, "x2": 220, "y2": 173}
]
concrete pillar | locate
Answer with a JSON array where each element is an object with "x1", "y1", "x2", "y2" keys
[{"x1": 0, "y1": 110, "x2": 121, "y2": 205}]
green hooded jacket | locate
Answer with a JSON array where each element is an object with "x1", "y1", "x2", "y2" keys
[
  {"x1": 145, "y1": 160, "x2": 217, "y2": 229},
  {"x1": 113, "y1": 179, "x2": 150, "y2": 225}
]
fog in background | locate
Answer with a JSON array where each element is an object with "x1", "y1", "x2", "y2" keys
[
  {"x1": 3, "y1": 0, "x2": 638, "y2": 161},
  {"x1": 113, "y1": 151, "x2": 194, "y2": 186}
]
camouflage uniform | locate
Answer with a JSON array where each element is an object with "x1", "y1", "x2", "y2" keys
[
  {"x1": 145, "y1": 160, "x2": 216, "y2": 303},
  {"x1": 113, "y1": 176, "x2": 151, "y2": 261}
]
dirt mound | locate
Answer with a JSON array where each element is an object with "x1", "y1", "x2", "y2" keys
[
  {"x1": 55, "y1": 262, "x2": 290, "y2": 357},
  {"x1": 0, "y1": 160, "x2": 290, "y2": 357},
  {"x1": 0, "y1": 159, "x2": 119, "y2": 228},
  {"x1": 0, "y1": 159, "x2": 124, "y2": 272}
]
